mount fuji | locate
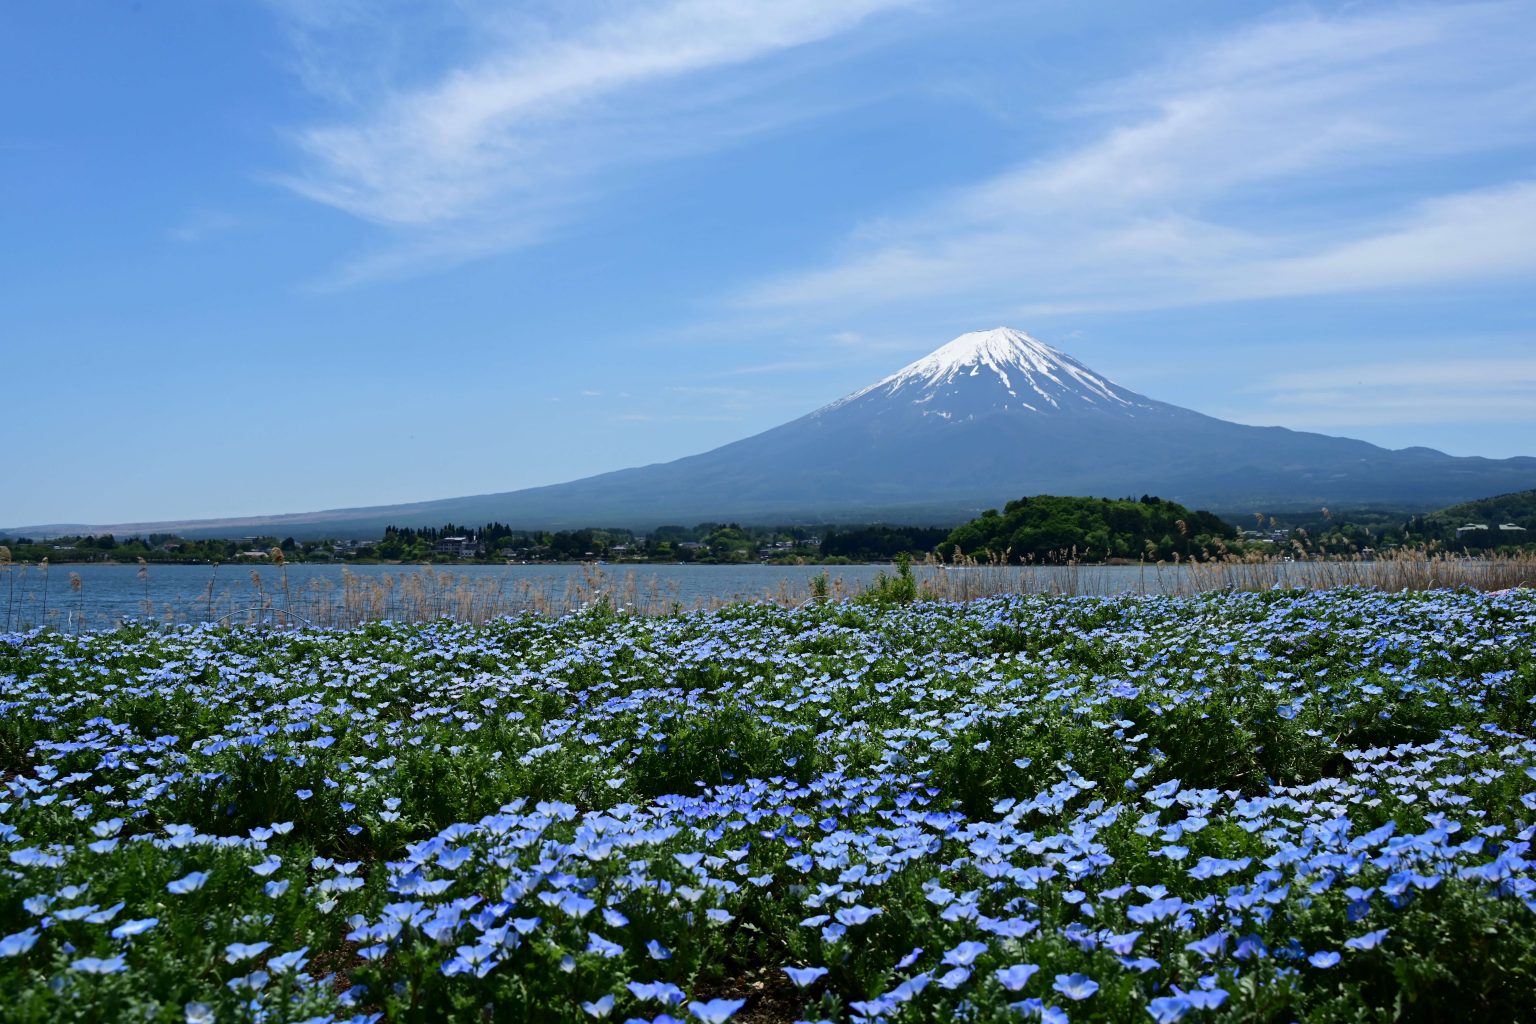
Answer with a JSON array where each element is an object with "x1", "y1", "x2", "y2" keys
[{"x1": 12, "y1": 328, "x2": 1535, "y2": 537}]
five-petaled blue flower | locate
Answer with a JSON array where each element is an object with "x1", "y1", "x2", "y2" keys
[
  {"x1": 688, "y1": 997, "x2": 746, "y2": 1023},
  {"x1": 783, "y1": 966, "x2": 828, "y2": 989},
  {"x1": 995, "y1": 963, "x2": 1040, "y2": 992},
  {"x1": 166, "y1": 871, "x2": 209, "y2": 895},
  {"x1": 1053, "y1": 972, "x2": 1100, "y2": 1000}
]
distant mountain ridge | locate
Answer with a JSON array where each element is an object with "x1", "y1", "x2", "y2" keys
[{"x1": 8, "y1": 328, "x2": 1534, "y2": 538}]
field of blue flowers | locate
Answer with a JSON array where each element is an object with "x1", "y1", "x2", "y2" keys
[{"x1": 3, "y1": 588, "x2": 1536, "y2": 1023}]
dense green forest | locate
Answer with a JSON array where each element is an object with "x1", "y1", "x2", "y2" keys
[{"x1": 942, "y1": 494, "x2": 1236, "y2": 563}]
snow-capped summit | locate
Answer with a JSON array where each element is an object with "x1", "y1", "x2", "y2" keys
[
  {"x1": 22, "y1": 325, "x2": 1534, "y2": 537},
  {"x1": 832, "y1": 326, "x2": 1149, "y2": 419}
]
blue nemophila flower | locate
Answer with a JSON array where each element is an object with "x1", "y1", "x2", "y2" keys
[
  {"x1": 264, "y1": 879, "x2": 291, "y2": 898},
  {"x1": 167, "y1": 870, "x2": 209, "y2": 895},
  {"x1": 942, "y1": 941, "x2": 988, "y2": 967},
  {"x1": 0, "y1": 928, "x2": 40, "y2": 958},
  {"x1": 687, "y1": 997, "x2": 745, "y2": 1023},
  {"x1": 1147, "y1": 994, "x2": 1193, "y2": 1023},
  {"x1": 1182, "y1": 987, "x2": 1227, "y2": 1010},
  {"x1": 228, "y1": 969, "x2": 270, "y2": 993},
  {"x1": 1053, "y1": 972, "x2": 1099, "y2": 1000},
  {"x1": 225, "y1": 941, "x2": 272, "y2": 963},
  {"x1": 1233, "y1": 935, "x2": 1268, "y2": 960},
  {"x1": 444, "y1": 943, "x2": 499, "y2": 979},
  {"x1": 250, "y1": 856, "x2": 282, "y2": 877},
  {"x1": 783, "y1": 966, "x2": 828, "y2": 989},
  {"x1": 9, "y1": 848, "x2": 64, "y2": 869},
  {"x1": 55, "y1": 904, "x2": 104, "y2": 923},
  {"x1": 90, "y1": 818, "x2": 124, "y2": 838},
  {"x1": 1127, "y1": 896, "x2": 1186, "y2": 923},
  {"x1": 22, "y1": 896, "x2": 56, "y2": 920},
  {"x1": 1105, "y1": 930, "x2": 1142, "y2": 956},
  {"x1": 579, "y1": 994, "x2": 615, "y2": 1018},
  {"x1": 1345, "y1": 929, "x2": 1389, "y2": 951},
  {"x1": 995, "y1": 964, "x2": 1040, "y2": 992},
  {"x1": 71, "y1": 955, "x2": 127, "y2": 974},
  {"x1": 834, "y1": 904, "x2": 880, "y2": 926},
  {"x1": 184, "y1": 1003, "x2": 215, "y2": 1024},
  {"x1": 887, "y1": 972, "x2": 932, "y2": 1004},
  {"x1": 983, "y1": 916, "x2": 1039, "y2": 939},
  {"x1": 1009, "y1": 997, "x2": 1045, "y2": 1018},
  {"x1": 560, "y1": 893, "x2": 597, "y2": 919},
  {"x1": 629, "y1": 981, "x2": 687, "y2": 1005},
  {"x1": 1308, "y1": 950, "x2": 1341, "y2": 969},
  {"x1": 1185, "y1": 931, "x2": 1227, "y2": 960},
  {"x1": 850, "y1": 995, "x2": 897, "y2": 1019},
  {"x1": 110, "y1": 918, "x2": 158, "y2": 939},
  {"x1": 268, "y1": 947, "x2": 310, "y2": 973},
  {"x1": 938, "y1": 966, "x2": 971, "y2": 990},
  {"x1": 647, "y1": 939, "x2": 672, "y2": 960},
  {"x1": 586, "y1": 932, "x2": 623, "y2": 958}
]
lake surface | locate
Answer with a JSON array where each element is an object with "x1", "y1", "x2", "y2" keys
[{"x1": 0, "y1": 560, "x2": 1229, "y2": 630}]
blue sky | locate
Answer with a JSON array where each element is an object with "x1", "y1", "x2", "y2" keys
[{"x1": 3, "y1": 0, "x2": 1534, "y2": 527}]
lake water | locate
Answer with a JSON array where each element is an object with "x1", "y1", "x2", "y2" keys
[{"x1": 0, "y1": 560, "x2": 1225, "y2": 631}]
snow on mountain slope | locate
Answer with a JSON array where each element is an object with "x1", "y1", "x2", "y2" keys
[{"x1": 823, "y1": 326, "x2": 1157, "y2": 420}]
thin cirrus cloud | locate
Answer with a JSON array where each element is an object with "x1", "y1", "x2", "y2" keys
[
  {"x1": 737, "y1": 3, "x2": 1536, "y2": 318},
  {"x1": 271, "y1": 0, "x2": 913, "y2": 283},
  {"x1": 1218, "y1": 357, "x2": 1536, "y2": 429}
]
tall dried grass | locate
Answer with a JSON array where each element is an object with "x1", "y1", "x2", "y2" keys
[
  {"x1": 200, "y1": 550, "x2": 1534, "y2": 628},
  {"x1": 5, "y1": 550, "x2": 1533, "y2": 631}
]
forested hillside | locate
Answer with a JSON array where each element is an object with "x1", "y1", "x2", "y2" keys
[{"x1": 942, "y1": 494, "x2": 1235, "y2": 563}]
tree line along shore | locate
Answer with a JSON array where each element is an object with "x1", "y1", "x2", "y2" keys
[{"x1": 4, "y1": 490, "x2": 1534, "y2": 569}]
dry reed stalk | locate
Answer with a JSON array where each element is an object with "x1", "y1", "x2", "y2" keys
[
  {"x1": 38, "y1": 557, "x2": 50, "y2": 627},
  {"x1": 47, "y1": 550, "x2": 1533, "y2": 634},
  {"x1": 0, "y1": 545, "x2": 12, "y2": 633}
]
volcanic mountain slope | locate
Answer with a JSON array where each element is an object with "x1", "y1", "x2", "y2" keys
[
  {"x1": 11, "y1": 328, "x2": 1535, "y2": 537},
  {"x1": 526, "y1": 327, "x2": 1532, "y2": 523}
]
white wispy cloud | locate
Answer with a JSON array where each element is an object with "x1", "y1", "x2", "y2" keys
[
  {"x1": 1197, "y1": 182, "x2": 1536, "y2": 302},
  {"x1": 738, "y1": 3, "x2": 1536, "y2": 317},
  {"x1": 1217, "y1": 356, "x2": 1536, "y2": 428},
  {"x1": 271, "y1": 0, "x2": 913, "y2": 282}
]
